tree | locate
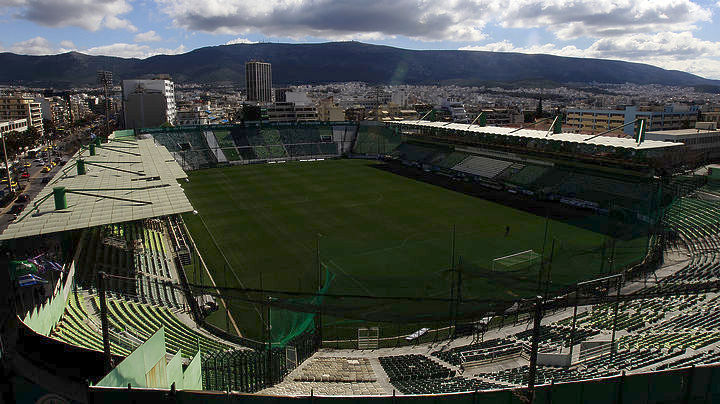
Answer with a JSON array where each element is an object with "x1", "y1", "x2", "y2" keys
[{"x1": 3, "y1": 126, "x2": 41, "y2": 159}]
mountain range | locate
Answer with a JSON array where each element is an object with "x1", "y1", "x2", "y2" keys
[{"x1": 1, "y1": 41, "x2": 718, "y2": 89}]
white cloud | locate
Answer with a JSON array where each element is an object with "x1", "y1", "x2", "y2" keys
[
  {"x1": 59, "y1": 40, "x2": 75, "y2": 49},
  {"x1": 83, "y1": 43, "x2": 186, "y2": 59},
  {"x1": 225, "y1": 37, "x2": 256, "y2": 45},
  {"x1": 155, "y1": 0, "x2": 714, "y2": 43},
  {"x1": 9, "y1": 36, "x2": 55, "y2": 55},
  {"x1": 134, "y1": 30, "x2": 162, "y2": 43},
  {"x1": 1, "y1": 0, "x2": 136, "y2": 31},
  {"x1": 156, "y1": 0, "x2": 490, "y2": 41},
  {"x1": 499, "y1": 0, "x2": 711, "y2": 40}
]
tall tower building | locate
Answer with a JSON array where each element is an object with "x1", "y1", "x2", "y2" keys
[{"x1": 245, "y1": 61, "x2": 272, "y2": 103}]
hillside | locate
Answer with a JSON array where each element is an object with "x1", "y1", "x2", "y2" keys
[{"x1": 1, "y1": 41, "x2": 718, "y2": 88}]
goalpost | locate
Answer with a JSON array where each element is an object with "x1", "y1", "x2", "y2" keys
[{"x1": 492, "y1": 250, "x2": 542, "y2": 272}]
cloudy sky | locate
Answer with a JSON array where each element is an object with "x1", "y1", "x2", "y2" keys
[{"x1": 1, "y1": 0, "x2": 720, "y2": 79}]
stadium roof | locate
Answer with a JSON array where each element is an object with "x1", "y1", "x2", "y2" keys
[
  {"x1": 394, "y1": 121, "x2": 684, "y2": 150},
  {"x1": 0, "y1": 134, "x2": 192, "y2": 240},
  {"x1": 646, "y1": 128, "x2": 720, "y2": 136}
]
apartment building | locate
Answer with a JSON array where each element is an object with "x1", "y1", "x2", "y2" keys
[
  {"x1": 0, "y1": 95, "x2": 44, "y2": 135},
  {"x1": 566, "y1": 105, "x2": 698, "y2": 136},
  {"x1": 0, "y1": 118, "x2": 29, "y2": 136},
  {"x1": 122, "y1": 77, "x2": 177, "y2": 129}
]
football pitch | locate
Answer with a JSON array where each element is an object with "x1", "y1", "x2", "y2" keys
[{"x1": 181, "y1": 159, "x2": 648, "y2": 342}]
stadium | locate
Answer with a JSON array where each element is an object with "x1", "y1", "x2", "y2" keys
[{"x1": 3, "y1": 118, "x2": 720, "y2": 403}]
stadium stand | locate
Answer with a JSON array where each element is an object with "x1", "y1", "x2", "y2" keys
[
  {"x1": 262, "y1": 381, "x2": 387, "y2": 396},
  {"x1": 657, "y1": 349, "x2": 720, "y2": 370},
  {"x1": 378, "y1": 354, "x2": 455, "y2": 382},
  {"x1": 451, "y1": 156, "x2": 513, "y2": 178},
  {"x1": 75, "y1": 220, "x2": 182, "y2": 308},
  {"x1": 147, "y1": 124, "x2": 344, "y2": 167},
  {"x1": 353, "y1": 125, "x2": 401, "y2": 155},
  {"x1": 429, "y1": 151, "x2": 469, "y2": 169},
  {"x1": 513, "y1": 325, "x2": 600, "y2": 348},
  {"x1": 293, "y1": 357, "x2": 376, "y2": 382},
  {"x1": 50, "y1": 293, "x2": 133, "y2": 356},
  {"x1": 390, "y1": 143, "x2": 440, "y2": 163},
  {"x1": 506, "y1": 165, "x2": 551, "y2": 186},
  {"x1": 432, "y1": 338, "x2": 519, "y2": 366},
  {"x1": 478, "y1": 364, "x2": 616, "y2": 385},
  {"x1": 102, "y1": 298, "x2": 232, "y2": 358},
  {"x1": 392, "y1": 377, "x2": 505, "y2": 395}
]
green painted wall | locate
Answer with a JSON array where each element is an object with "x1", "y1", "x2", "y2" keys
[
  {"x1": 97, "y1": 327, "x2": 167, "y2": 388},
  {"x1": 183, "y1": 351, "x2": 202, "y2": 391},
  {"x1": 166, "y1": 350, "x2": 183, "y2": 390},
  {"x1": 22, "y1": 261, "x2": 75, "y2": 336}
]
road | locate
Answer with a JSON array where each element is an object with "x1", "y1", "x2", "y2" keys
[{"x1": 0, "y1": 132, "x2": 85, "y2": 234}]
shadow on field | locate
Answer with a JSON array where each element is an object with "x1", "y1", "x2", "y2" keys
[{"x1": 369, "y1": 161, "x2": 643, "y2": 241}]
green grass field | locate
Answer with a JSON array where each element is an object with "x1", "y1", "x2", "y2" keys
[{"x1": 181, "y1": 159, "x2": 648, "y2": 343}]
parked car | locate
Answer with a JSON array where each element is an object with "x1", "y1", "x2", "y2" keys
[
  {"x1": 16, "y1": 194, "x2": 29, "y2": 203},
  {"x1": 8, "y1": 203, "x2": 25, "y2": 214}
]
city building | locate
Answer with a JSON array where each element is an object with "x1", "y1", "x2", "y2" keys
[
  {"x1": 68, "y1": 94, "x2": 94, "y2": 122},
  {"x1": 391, "y1": 90, "x2": 408, "y2": 107},
  {"x1": 266, "y1": 102, "x2": 317, "y2": 123},
  {"x1": 702, "y1": 105, "x2": 720, "y2": 126},
  {"x1": 122, "y1": 77, "x2": 177, "y2": 129},
  {"x1": 37, "y1": 96, "x2": 71, "y2": 129},
  {"x1": 317, "y1": 97, "x2": 345, "y2": 121},
  {"x1": 566, "y1": 105, "x2": 698, "y2": 136},
  {"x1": 439, "y1": 100, "x2": 469, "y2": 123},
  {"x1": 0, "y1": 118, "x2": 29, "y2": 136},
  {"x1": 274, "y1": 88, "x2": 289, "y2": 103},
  {"x1": 646, "y1": 122, "x2": 720, "y2": 162},
  {"x1": 245, "y1": 61, "x2": 272, "y2": 103},
  {"x1": 465, "y1": 106, "x2": 524, "y2": 126},
  {"x1": 176, "y1": 106, "x2": 209, "y2": 126},
  {"x1": 0, "y1": 95, "x2": 44, "y2": 135}
]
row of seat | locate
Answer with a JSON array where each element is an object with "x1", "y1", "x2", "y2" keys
[
  {"x1": 431, "y1": 338, "x2": 517, "y2": 366},
  {"x1": 657, "y1": 349, "x2": 720, "y2": 370},
  {"x1": 477, "y1": 364, "x2": 615, "y2": 386},
  {"x1": 103, "y1": 297, "x2": 231, "y2": 358},
  {"x1": 618, "y1": 332, "x2": 720, "y2": 351},
  {"x1": 392, "y1": 377, "x2": 505, "y2": 395},
  {"x1": 513, "y1": 325, "x2": 599, "y2": 348},
  {"x1": 451, "y1": 155, "x2": 513, "y2": 179},
  {"x1": 378, "y1": 354, "x2": 455, "y2": 382},
  {"x1": 50, "y1": 293, "x2": 132, "y2": 356}
]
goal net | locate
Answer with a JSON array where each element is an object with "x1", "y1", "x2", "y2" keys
[{"x1": 492, "y1": 250, "x2": 541, "y2": 272}]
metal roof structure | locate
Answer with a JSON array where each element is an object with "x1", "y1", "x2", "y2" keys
[
  {"x1": 0, "y1": 134, "x2": 193, "y2": 240},
  {"x1": 394, "y1": 120, "x2": 685, "y2": 151}
]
